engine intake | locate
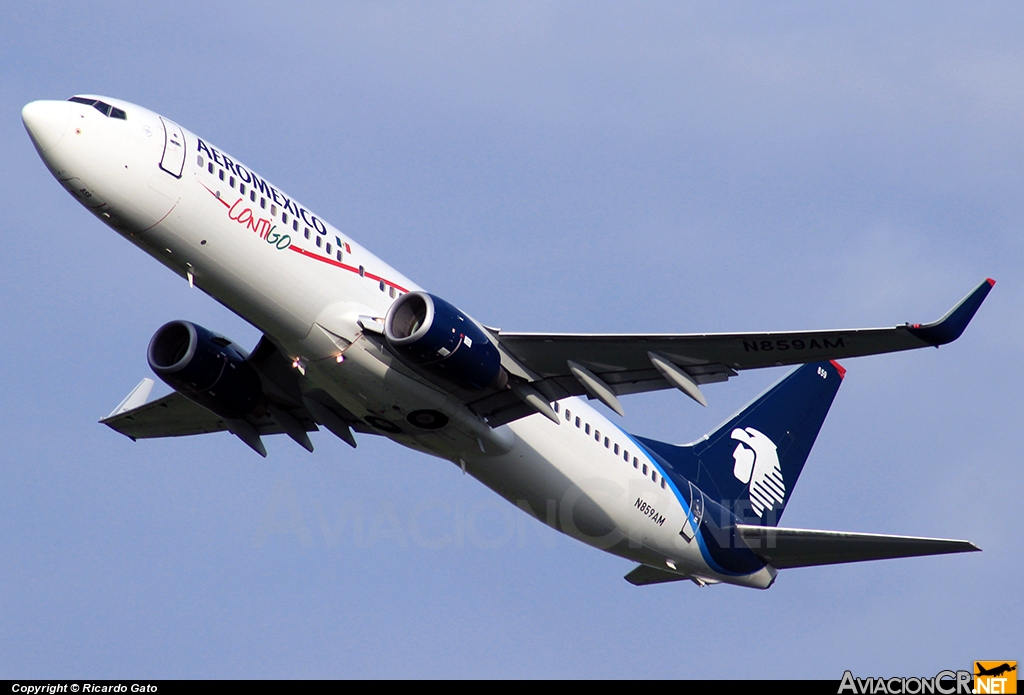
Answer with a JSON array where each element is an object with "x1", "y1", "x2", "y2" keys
[
  {"x1": 384, "y1": 292, "x2": 506, "y2": 391},
  {"x1": 148, "y1": 320, "x2": 265, "y2": 419}
]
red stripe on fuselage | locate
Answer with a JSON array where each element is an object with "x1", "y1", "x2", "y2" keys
[
  {"x1": 201, "y1": 182, "x2": 232, "y2": 208},
  {"x1": 288, "y1": 245, "x2": 409, "y2": 293},
  {"x1": 202, "y1": 182, "x2": 408, "y2": 293}
]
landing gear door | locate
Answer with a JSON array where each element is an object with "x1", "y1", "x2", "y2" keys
[{"x1": 158, "y1": 117, "x2": 186, "y2": 178}]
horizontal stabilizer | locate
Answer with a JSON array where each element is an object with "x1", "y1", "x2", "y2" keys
[
  {"x1": 735, "y1": 525, "x2": 980, "y2": 569},
  {"x1": 624, "y1": 564, "x2": 689, "y2": 586}
]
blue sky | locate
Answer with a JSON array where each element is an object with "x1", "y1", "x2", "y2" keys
[{"x1": 1, "y1": 1, "x2": 1021, "y2": 678}]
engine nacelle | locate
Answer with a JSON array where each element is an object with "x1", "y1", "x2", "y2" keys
[
  {"x1": 384, "y1": 292, "x2": 507, "y2": 391},
  {"x1": 148, "y1": 320, "x2": 265, "y2": 419}
]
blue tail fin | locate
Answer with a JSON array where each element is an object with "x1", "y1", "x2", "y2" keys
[{"x1": 635, "y1": 360, "x2": 845, "y2": 527}]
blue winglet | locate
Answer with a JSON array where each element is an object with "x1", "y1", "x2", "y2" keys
[{"x1": 906, "y1": 278, "x2": 995, "y2": 346}]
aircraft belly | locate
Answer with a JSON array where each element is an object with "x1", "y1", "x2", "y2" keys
[
  {"x1": 304, "y1": 339, "x2": 516, "y2": 458},
  {"x1": 465, "y1": 406, "x2": 776, "y2": 587},
  {"x1": 456, "y1": 415, "x2": 670, "y2": 567}
]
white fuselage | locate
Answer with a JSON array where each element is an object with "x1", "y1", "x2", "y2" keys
[{"x1": 24, "y1": 96, "x2": 775, "y2": 589}]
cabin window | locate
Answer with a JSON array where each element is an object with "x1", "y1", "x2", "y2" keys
[
  {"x1": 633, "y1": 457, "x2": 639, "y2": 469},
  {"x1": 197, "y1": 156, "x2": 204, "y2": 168},
  {"x1": 661, "y1": 478, "x2": 667, "y2": 490},
  {"x1": 282, "y1": 212, "x2": 288, "y2": 224},
  {"x1": 564, "y1": 410, "x2": 571, "y2": 422},
  {"x1": 642, "y1": 464, "x2": 648, "y2": 475},
  {"x1": 315, "y1": 236, "x2": 322, "y2": 248},
  {"x1": 594, "y1": 430, "x2": 600, "y2": 442},
  {"x1": 604, "y1": 437, "x2": 610, "y2": 448},
  {"x1": 652, "y1": 470, "x2": 658, "y2": 483},
  {"x1": 229, "y1": 176, "x2": 235, "y2": 188},
  {"x1": 271, "y1": 204, "x2": 277, "y2": 216},
  {"x1": 584, "y1": 424, "x2": 590, "y2": 435},
  {"x1": 240, "y1": 183, "x2": 246, "y2": 195},
  {"x1": 250, "y1": 190, "x2": 256, "y2": 202},
  {"x1": 575, "y1": 417, "x2": 580, "y2": 428},
  {"x1": 207, "y1": 162, "x2": 214, "y2": 174},
  {"x1": 337, "y1": 249, "x2": 344, "y2": 262},
  {"x1": 218, "y1": 169, "x2": 224, "y2": 181},
  {"x1": 326, "y1": 243, "x2": 332, "y2": 255},
  {"x1": 359, "y1": 265, "x2": 365, "y2": 277},
  {"x1": 614, "y1": 443, "x2": 620, "y2": 455},
  {"x1": 389, "y1": 286, "x2": 397, "y2": 298},
  {"x1": 293, "y1": 220, "x2": 299, "y2": 231},
  {"x1": 553, "y1": 403, "x2": 559, "y2": 413},
  {"x1": 623, "y1": 450, "x2": 629, "y2": 461},
  {"x1": 379, "y1": 280, "x2": 386, "y2": 291},
  {"x1": 260, "y1": 197, "x2": 266, "y2": 210},
  {"x1": 304, "y1": 227, "x2": 310, "y2": 239}
]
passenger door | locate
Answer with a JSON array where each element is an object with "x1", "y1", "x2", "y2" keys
[{"x1": 158, "y1": 116, "x2": 186, "y2": 178}]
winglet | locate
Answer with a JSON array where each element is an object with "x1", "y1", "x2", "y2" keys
[
  {"x1": 105, "y1": 378, "x2": 155, "y2": 419},
  {"x1": 906, "y1": 278, "x2": 995, "y2": 346}
]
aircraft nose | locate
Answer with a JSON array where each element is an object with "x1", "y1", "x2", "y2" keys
[{"x1": 22, "y1": 100, "x2": 72, "y2": 152}]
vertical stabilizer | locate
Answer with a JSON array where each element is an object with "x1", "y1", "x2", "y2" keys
[{"x1": 636, "y1": 361, "x2": 845, "y2": 526}]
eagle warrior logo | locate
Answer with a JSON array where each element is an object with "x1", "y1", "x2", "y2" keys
[{"x1": 730, "y1": 427, "x2": 786, "y2": 518}]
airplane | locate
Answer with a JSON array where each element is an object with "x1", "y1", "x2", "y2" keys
[
  {"x1": 22, "y1": 94, "x2": 994, "y2": 590},
  {"x1": 975, "y1": 664, "x2": 1016, "y2": 679}
]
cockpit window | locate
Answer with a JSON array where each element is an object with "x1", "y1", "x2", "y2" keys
[{"x1": 67, "y1": 96, "x2": 127, "y2": 120}]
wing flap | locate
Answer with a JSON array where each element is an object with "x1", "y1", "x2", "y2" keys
[{"x1": 735, "y1": 525, "x2": 980, "y2": 569}]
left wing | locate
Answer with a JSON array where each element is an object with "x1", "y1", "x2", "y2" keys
[
  {"x1": 100, "y1": 390, "x2": 321, "y2": 440},
  {"x1": 102, "y1": 389, "x2": 233, "y2": 440},
  {"x1": 471, "y1": 279, "x2": 993, "y2": 425},
  {"x1": 101, "y1": 336, "x2": 373, "y2": 454}
]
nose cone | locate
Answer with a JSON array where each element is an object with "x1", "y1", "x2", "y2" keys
[{"x1": 22, "y1": 100, "x2": 72, "y2": 152}]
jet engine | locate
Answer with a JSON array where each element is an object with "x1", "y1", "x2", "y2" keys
[
  {"x1": 147, "y1": 320, "x2": 265, "y2": 419},
  {"x1": 384, "y1": 292, "x2": 507, "y2": 391}
]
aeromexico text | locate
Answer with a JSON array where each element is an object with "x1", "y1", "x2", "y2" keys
[{"x1": 196, "y1": 139, "x2": 328, "y2": 236}]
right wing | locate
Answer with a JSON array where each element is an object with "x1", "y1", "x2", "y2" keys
[{"x1": 735, "y1": 525, "x2": 980, "y2": 569}]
